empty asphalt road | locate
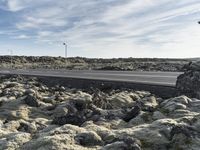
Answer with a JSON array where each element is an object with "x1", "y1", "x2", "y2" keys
[{"x1": 0, "y1": 69, "x2": 182, "y2": 87}]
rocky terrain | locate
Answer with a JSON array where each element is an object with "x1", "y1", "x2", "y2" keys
[
  {"x1": 0, "y1": 72, "x2": 200, "y2": 150},
  {"x1": 0, "y1": 56, "x2": 189, "y2": 71},
  {"x1": 177, "y1": 61, "x2": 200, "y2": 99}
]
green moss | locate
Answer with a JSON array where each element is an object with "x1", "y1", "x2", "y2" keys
[
  {"x1": 175, "y1": 147, "x2": 184, "y2": 150},
  {"x1": 160, "y1": 108, "x2": 170, "y2": 114},
  {"x1": 140, "y1": 140, "x2": 152, "y2": 148},
  {"x1": 141, "y1": 113, "x2": 150, "y2": 122},
  {"x1": 185, "y1": 138, "x2": 192, "y2": 145}
]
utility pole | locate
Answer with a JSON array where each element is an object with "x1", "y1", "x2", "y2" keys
[{"x1": 63, "y1": 42, "x2": 67, "y2": 58}]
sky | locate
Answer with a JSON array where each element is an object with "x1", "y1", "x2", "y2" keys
[{"x1": 0, "y1": 0, "x2": 200, "y2": 58}]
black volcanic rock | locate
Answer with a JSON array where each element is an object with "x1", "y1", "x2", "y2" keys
[
  {"x1": 24, "y1": 94, "x2": 39, "y2": 107},
  {"x1": 182, "y1": 61, "x2": 200, "y2": 71},
  {"x1": 75, "y1": 131, "x2": 103, "y2": 146},
  {"x1": 52, "y1": 113, "x2": 87, "y2": 126},
  {"x1": 123, "y1": 105, "x2": 141, "y2": 122},
  {"x1": 176, "y1": 61, "x2": 200, "y2": 99}
]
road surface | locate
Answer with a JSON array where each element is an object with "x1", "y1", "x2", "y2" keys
[{"x1": 0, "y1": 69, "x2": 182, "y2": 87}]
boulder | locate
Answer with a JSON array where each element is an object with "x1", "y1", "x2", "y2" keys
[
  {"x1": 21, "y1": 124, "x2": 94, "y2": 150},
  {"x1": 103, "y1": 141, "x2": 128, "y2": 150},
  {"x1": 24, "y1": 89, "x2": 36, "y2": 95},
  {"x1": 128, "y1": 111, "x2": 146, "y2": 126},
  {"x1": 107, "y1": 92, "x2": 136, "y2": 109},
  {"x1": 160, "y1": 96, "x2": 191, "y2": 114},
  {"x1": 116, "y1": 119, "x2": 179, "y2": 149},
  {"x1": 53, "y1": 104, "x2": 68, "y2": 118},
  {"x1": 170, "y1": 133, "x2": 200, "y2": 150},
  {"x1": 0, "y1": 132, "x2": 31, "y2": 150},
  {"x1": 123, "y1": 105, "x2": 141, "y2": 122},
  {"x1": 70, "y1": 91, "x2": 93, "y2": 110},
  {"x1": 24, "y1": 94, "x2": 39, "y2": 107},
  {"x1": 176, "y1": 61, "x2": 200, "y2": 99},
  {"x1": 170, "y1": 124, "x2": 200, "y2": 150},
  {"x1": 140, "y1": 96, "x2": 158, "y2": 111},
  {"x1": 152, "y1": 111, "x2": 166, "y2": 120},
  {"x1": 82, "y1": 121, "x2": 114, "y2": 141},
  {"x1": 3, "y1": 121, "x2": 20, "y2": 132},
  {"x1": 52, "y1": 113, "x2": 86, "y2": 126},
  {"x1": 182, "y1": 61, "x2": 200, "y2": 71},
  {"x1": 75, "y1": 131, "x2": 103, "y2": 146},
  {"x1": 103, "y1": 137, "x2": 142, "y2": 150},
  {"x1": 0, "y1": 99, "x2": 30, "y2": 120},
  {"x1": 17, "y1": 120, "x2": 37, "y2": 133}
]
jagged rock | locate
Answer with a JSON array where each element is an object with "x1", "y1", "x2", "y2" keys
[
  {"x1": 177, "y1": 61, "x2": 200, "y2": 99},
  {"x1": 75, "y1": 131, "x2": 103, "y2": 146},
  {"x1": 1, "y1": 75, "x2": 200, "y2": 150},
  {"x1": 170, "y1": 124, "x2": 198, "y2": 139},
  {"x1": 117, "y1": 119, "x2": 178, "y2": 149},
  {"x1": 11, "y1": 108, "x2": 28, "y2": 120},
  {"x1": 70, "y1": 91, "x2": 93, "y2": 110},
  {"x1": 182, "y1": 61, "x2": 200, "y2": 71},
  {"x1": 160, "y1": 96, "x2": 191, "y2": 114},
  {"x1": 123, "y1": 137, "x2": 141, "y2": 150},
  {"x1": 17, "y1": 121, "x2": 37, "y2": 133},
  {"x1": 52, "y1": 113, "x2": 86, "y2": 126},
  {"x1": 3, "y1": 121, "x2": 20, "y2": 132},
  {"x1": 103, "y1": 141, "x2": 129, "y2": 150},
  {"x1": 82, "y1": 121, "x2": 114, "y2": 140},
  {"x1": 24, "y1": 94, "x2": 39, "y2": 107},
  {"x1": 0, "y1": 132, "x2": 31, "y2": 150},
  {"x1": 42, "y1": 96, "x2": 56, "y2": 104},
  {"x1": 128, "y1": 111, "x2": 146, "y2": 126},
  {"x1": 135, "y1": 91, "x2": 151, "y2": 98},
  {"x1": 170, "y1": 123, "x2": 200, "y2": 150},
  {"x1": 0, "y1": 96, "x2": 30, "y2": 120},
  {"x1": 152, "y1": 111, "x2": 166, "y2": 120},
  {"x1": 140, "y1": 96, "x2": 158, "y2": 111},
  {"x1": 24, "y1": 89, "x2": 36, "y2": 95},
  {"x1": 170, "y1": 133, "x2": 200, "y2": 150},
  {"x1": 123, "y1": 105, "x2": 141, "y2": 122},
  {"x1": 107, "y1": 92, "x2": 136, "y2": 109},
  {"x1": 53, "y1": 104, "x2": 69, "y2": 118},
  {"x1": 160, "y1": 96, "x2": 191, "y2": 107},
  {"x1": 21, "y1": 124, "x2": 93, "y2": 150},
  {"x1": 104, "y1": 119, "x2": 126, "y2": 129},
  {"x1": 103, "y1": 137, "x2": 142, "y2": 150}
]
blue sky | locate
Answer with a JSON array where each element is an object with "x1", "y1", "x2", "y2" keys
[{"x1": 0, "y1": 0, "x2": 200, "y2": 58}]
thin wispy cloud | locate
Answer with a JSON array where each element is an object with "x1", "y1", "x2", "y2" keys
[{"x1": 0, "y1": 0, "x2": 200, "y2": 57}]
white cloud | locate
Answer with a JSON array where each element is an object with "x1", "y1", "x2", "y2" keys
[
  {"x1": 7, "y1": 0, "x2": 25, "y2": 11},
  {"x1": 0, "y1": 0, "x2": 30, "y2": 11},
  {"x1": 0, "y1": 0, "x2": 200, "y2": 57},
  {"x1": 16, "y1": 16, "x2": 67, "y2": 29},
  {"x1": 13, "y1": 34, "x2": 30, "y2": 39},
  {"x1": 0, "y1": 0, "x2": 52, "y2": 11}
]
